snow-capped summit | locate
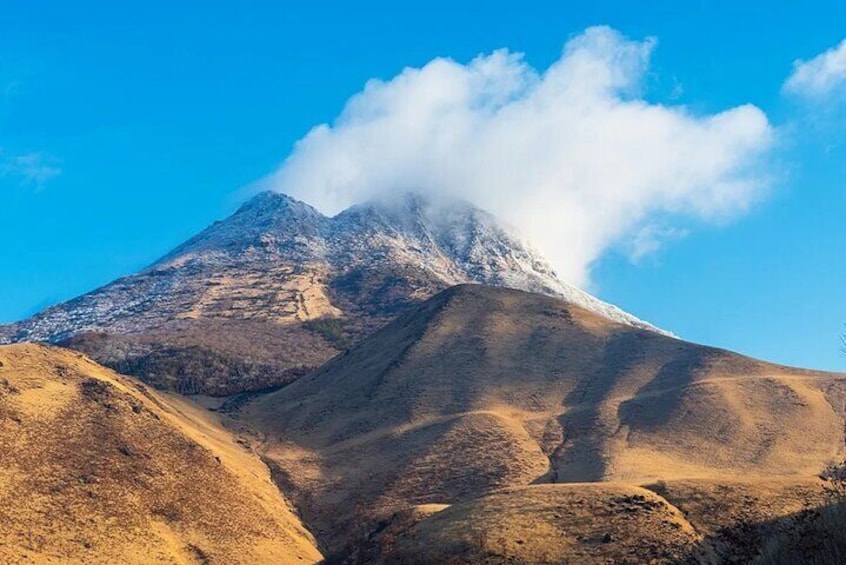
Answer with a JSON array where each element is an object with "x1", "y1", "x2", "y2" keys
[
  {"x1": 331, "y1": 192, "x2": 564, "y2": 294},
  {"x1": 0, "y1": 190, "x2": 667, "y2": 394},
  {"x1": 328, "y1": 191, "x2": 662, "y2": 331},
  {"x1": 154, "y1": 191, "x2": 327, "y2": 266}
]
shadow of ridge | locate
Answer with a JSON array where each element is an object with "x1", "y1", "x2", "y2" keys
[
  {"x1": 615, "y1": 344, "x2": 711, "y2": 434},
  {"x1": 553, "y1": 330, "x2": 653, "y2": 482},
  {"x1": 680, "y1": 500, "x2": 846, "y2": 564}
]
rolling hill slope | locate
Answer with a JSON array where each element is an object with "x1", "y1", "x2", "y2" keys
[
  {"x1": 239, "y1": 284, "x2": 846, "y2": 555},
  {"x1": 0, "y1": 343, "x2": 322, "y2": 564},
  {"x1": 367, "y1": 478, "x2": 831, "y2": 564}
]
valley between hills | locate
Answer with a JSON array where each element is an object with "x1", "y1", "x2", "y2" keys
[{"x1": 2, "y1": 193, "x2": 845, "y2": 564}]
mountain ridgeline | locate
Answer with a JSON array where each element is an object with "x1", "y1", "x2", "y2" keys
[{"x1": 0, "y1": 191, "x2": 660, "y2": 395}]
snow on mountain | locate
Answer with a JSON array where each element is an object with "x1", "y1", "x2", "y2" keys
[{"x1": 0, "y1": 191, "x2": 667, "y2": 347}]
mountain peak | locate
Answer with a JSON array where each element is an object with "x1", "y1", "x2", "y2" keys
[
  {"x1": 153, "y1": 191, "x2": 326, "y2": 266},
  {"x1": 236, "y1": 191, "x2": 322, "y2": 218},
  {"x1": 228, "y1": 191, "x2": 325, "y2": 232},
  {"x1": 352, "y1": 191, "x2": 476, "y2": 216},
  {"x1": 0, "y1": 189, "x2": 669, "y2": 393},
  {"x1": 335, "y1": 191, "x2": 495, "y2": 243}
]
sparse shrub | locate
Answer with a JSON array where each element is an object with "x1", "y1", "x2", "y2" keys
[
  {"x1": 754, "y1": 503, "x2": 846, "y2": 564},
  {"x1": 821, "y1": 460, "x2": 846, "y2": 501},
  {"x1": 753, "y1": 460, "x2": 846, "y2": 564}
]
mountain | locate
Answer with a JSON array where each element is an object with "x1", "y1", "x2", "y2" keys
[
  {"x1": 0, "y1": 191, "x2": 661, "y2": 395},
  {"x1": 0, "y1": 343, "x2": 322, "y2": 564},
  {"x1": 238, "y1": 284, "x2": 846, "y2": 557}
]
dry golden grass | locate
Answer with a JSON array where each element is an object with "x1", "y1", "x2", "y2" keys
[
  {"x1": 368, "y1": 479, "x2": 836, "y2": 564},
  {"x1": 239, "y1": 284, "x2": 846, "y2": 557},
  {"x1": 645, "y1": 478, "x2": 829, "y2": 563},
  {"x1": 0, "y1": 343, "x2": 322, "y2": 564},
  {"x1": 378, "y1": 483, "x2": 709, "y2": 564},
  {"x1": 8, "y1": 284, "x2": 839, "y2": 563}
]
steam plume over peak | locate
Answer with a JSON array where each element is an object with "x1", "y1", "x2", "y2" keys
[{"x1": 264, "y1": 26, "x2": 774, "y2": 286}]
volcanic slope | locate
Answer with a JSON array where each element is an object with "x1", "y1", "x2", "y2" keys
[
  {"x1": 240, "y1": 284, "x2": 846, "y2": 555},
  {"x1": 368, "y1": 478, "x2": 831, "y2": 564},
  {"x1": 0, "y1": 192, "x2": 662, "y2": 395},
  {"x1": 0, "y1": 343, "x2": 322, "y2": 564}
]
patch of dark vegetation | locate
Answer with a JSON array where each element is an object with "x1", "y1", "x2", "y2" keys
[
  {"x1": 320, "y1": 514, "x2": 401, "y2": 565},
  {"x1": 305, "y1": 317, "x2": 352, "y2": 350},
  {"x1": 186, "y1": 544, "x2": 212, "y2": 564},
  {"x1": 106, "y1": 345, "x2": 288, "y2": 396},
  {"x1": 69, "y1": 340, "x2": 311, "y2": 396},
  {"x1": 152, "y1": 503, "x2": 183, "y2": 523},
  {"x1": 611, "y1": 494, "x2": 663, "y2": 513},
  {"x1": 749, "y1": 461, "x2": 846, "y2": 564},
  {"x1": 0, "y1": 378, "x2": 20, "y2": 395},
  {"x1": 80, "y1": 378, "x2": 112, "y2": 402},
  {"x1": 62, "y1": 320, "x2": 339, "y2": 396},
  {"x1": 329, "y1": 265, "x2": 436, "y2": 320},
  {"x1": 216, "y1": 385, "x2": 289, "y2": 413}
]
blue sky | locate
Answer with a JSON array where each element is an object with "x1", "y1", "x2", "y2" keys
[{"x1": 2, "y1": 1, "x2": 846, "y2": 370}]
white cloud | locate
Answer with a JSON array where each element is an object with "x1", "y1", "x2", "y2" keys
[
  {"x1": 1, "y1": 152, "x2": 61, "y2": 188},
  {"x1": 784, "y1": 38, "x2": 846, "y2": 99},
  {"x1": 0, "y1": 75, "x2": 60, "y2": 190},
  {"x1": 629, "y1": 225, "x2": 689, "y2": 263},
  {"x1": 264, "y1": 26, "x2": 774, "y2": 287}
]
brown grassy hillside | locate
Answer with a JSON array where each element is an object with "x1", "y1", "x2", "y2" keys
[
  {"x1": 239, "y1": 284, "x2": 846, "y2": 555},
  {"x1": 370, "y1": 479, "x2": 830, "y2": 564},
  {"x1": 376, "y1": 483, "x2": 709, "y2": 564},
  {"x1": 0, "y1": 343, "x2": 322, "y2": 564}
]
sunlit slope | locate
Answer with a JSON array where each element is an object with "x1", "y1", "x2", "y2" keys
[
  {"x1": 372, "y1": 478, "x2": 828, "y2": 564},
  {"x1": 379, "y1": 484, "x2": 708, "y2": 564},
  {"x1": 243, "y1": 284, "x2": 846, "y2": 551},
  {"x1": 0, "y1": 343, "x2": 322, "y2": 564}
]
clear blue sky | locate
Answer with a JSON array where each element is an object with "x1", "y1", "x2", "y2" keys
[{"x1": 2, "y1": 1, "x2": 845, "y2": 371}]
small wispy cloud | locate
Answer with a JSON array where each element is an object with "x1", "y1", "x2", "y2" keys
[
  {"x1": 628, "y1": 225, "x2": 689, "y2": 263},
  {"x1": 1, "y1": 151, "x2": 61, "y2": 188},
  {"x1": 784, "y1": 38, "x2": 846, "y2": 99}
]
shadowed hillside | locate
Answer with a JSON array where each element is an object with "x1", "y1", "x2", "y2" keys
[
  {"x1": 0, "y1": 343, "x2": 322, "y2": 564},
  {"x1": 239, "y1": 284, "x2": 846, "y2": 555}
]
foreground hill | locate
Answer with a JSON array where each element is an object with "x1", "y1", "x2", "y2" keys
[
  {"x1": 239, "y1": 284, "x2": 846, "y2": 555},
  {"x1": 367, "y1": 479, "x2": 830, "y2": 564},
  {"x1": 0, "y1": 192, "x2": 660, "y2": 395},
  {"x1": 0, "y1": 343, "x2": 322, "y2": 564}
]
